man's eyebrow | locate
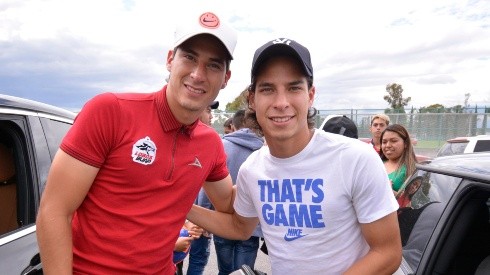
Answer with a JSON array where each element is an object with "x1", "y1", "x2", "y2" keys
[
  {"x1": 288, "y1": 80, "x2": 304, "y2": 86},
  {"x1": 179, "y1": 46, "x2": 226, "y2": 65},
  {"x1": 179, "y1": 46, "x2": 196, "y2": 56},
  {"x1": 257, "y1": 82, "x2": 273, "y2": 88}
]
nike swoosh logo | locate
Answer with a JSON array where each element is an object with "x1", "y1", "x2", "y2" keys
[{"x1": 284, "y1": 234, "x2": 307, "y2": 241}]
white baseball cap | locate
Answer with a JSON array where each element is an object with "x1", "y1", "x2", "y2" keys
[{"x1": 174, "y1": 11, "x2": 237, "y2": 59}]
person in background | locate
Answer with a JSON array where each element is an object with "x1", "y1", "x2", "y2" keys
[
  {"x1": 187, "y1": 100, "x2": 220, "y2": 275},
  {"x1": 320, "y1": 114, "x2": 358, "y2": 139},
  {"x1": 174, "y1": 221, "x2": 203, "y2": 275},
  {"x1": 380, "y1": 124, "x2": 418, "y2": 194},
  {"x1": 396, "y1": 176, "x2": 423, "y2": 208},
  {"x1": 369, "y1": 114, "x2": 390, "y2": 154},
  {"x1": 198, "y1": 100, "x2": 219, "y2": 126},
  {"x1": 188, "y1": 37, "x2": 401, "y2": 274},
  {"x1": 223, "y1": 117, "x2": 234, "y2": 135},
  {"x1": 214, "y1": 109, "x2": 264, "y2": 275},
  {"x1": 36, "y1": 10, "x2": 237, "y2": 275}
]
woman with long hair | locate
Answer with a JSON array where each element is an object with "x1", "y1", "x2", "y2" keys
[{"x1": 380, "y1": 124, "x2": 418, "y2": 194}]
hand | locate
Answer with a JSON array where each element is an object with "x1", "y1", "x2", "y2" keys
[
  {"x1": 174, "y1": 236, "x2": 194, "y2": 252},
  {"x1": 184, "y1": 221, "x2": 204, "y2": 239}
]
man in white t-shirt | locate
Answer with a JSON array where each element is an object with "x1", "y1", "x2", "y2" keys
[{"x1": 188, "y1": 38, "x2": 401, "y2": 274}]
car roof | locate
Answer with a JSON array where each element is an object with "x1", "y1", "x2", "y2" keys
[
  {"x1": 446, "y1": 135, "x2": 490, "y2": 143},
  {"x1": 0, "y1": 94, "x2": 76, "y2": 120},
  {"x1": 417, "y1": 152, "x2": 490, "y2": 183}
]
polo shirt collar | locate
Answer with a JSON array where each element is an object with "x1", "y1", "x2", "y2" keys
[{"x1": 155, "y1": 85, "x2": 199, "y2": 136}]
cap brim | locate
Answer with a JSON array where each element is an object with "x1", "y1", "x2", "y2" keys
[
  {"x1": 210, "y1": 101, "x2": 219, "y2": 109},
  {"x1": 174, "y1": 32, "x2": 234, "y2": 60}
]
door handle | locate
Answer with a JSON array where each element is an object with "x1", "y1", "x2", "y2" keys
[{"x1": 21, "y1": 253, "x2": 43, "y2": 275}]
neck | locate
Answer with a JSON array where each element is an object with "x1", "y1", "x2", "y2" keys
[{"x1": 266, "y1": 129, "x2": 314, "y2": 158}]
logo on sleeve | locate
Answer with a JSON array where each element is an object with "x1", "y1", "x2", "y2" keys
[
  {"x1": 132, "y1": 137, "x2": 157, "y2": 165},
  {"x1": 283, "y1": 228, "x2": 308, "y2": 242}
]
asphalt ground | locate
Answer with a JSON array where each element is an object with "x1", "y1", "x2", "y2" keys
[{"x1": 182, "y1": 238, "x2": 272, "y2": 275}]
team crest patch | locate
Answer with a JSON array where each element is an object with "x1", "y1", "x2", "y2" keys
[{"x1": 132, "y1": 136, "x2": 157, "y2": 165}]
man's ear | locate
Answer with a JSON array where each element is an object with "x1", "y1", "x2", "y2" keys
[
  {"x1": 308, "y1": 86, "x2": 316, "y2": 106},
  {"x1": 221, "y1": 70, "x2": 231, "y2": 89},
  {"x1": 248, "y1": 91, "x2": 255, "y2": 110},
  {"x1": 166, "y1": 50, "x2": 174, "y2": 72}
]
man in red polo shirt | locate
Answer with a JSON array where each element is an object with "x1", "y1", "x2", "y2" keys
[{"x1": 36, "y1": 10, "x2": 237, "y2": 275}]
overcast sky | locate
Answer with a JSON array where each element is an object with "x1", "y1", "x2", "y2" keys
[{"x1": 1, "y1": 0, "x2": 489, "y2": 112}]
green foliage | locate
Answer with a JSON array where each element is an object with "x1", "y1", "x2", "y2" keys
[
  {"x1": 419, "y1": 104, "x2": 465, "y2": 113},
  {"x1": 383, "y1": 83, "x2": 411, "y2": 111},
  {"x1": 419, "y1": 104, "x2": 445, "y2": 113},
  {"x1": 225, "y1": 87, "x2": 249, "y2": 112}
]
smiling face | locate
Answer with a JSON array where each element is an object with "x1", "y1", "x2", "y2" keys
[
  {"x1": 249, "y1": 56, "x2": 315, "y2": 157},
  {"x1": 381, "y1": 130, "x2": 406, "y2": 162},
  {"x1": 166, "y1": 34, "x2": 230, "y2": 125}
]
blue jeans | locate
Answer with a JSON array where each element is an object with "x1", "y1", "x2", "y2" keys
[
  {"x1": 213, "y1": 235, "x2": 260, "y2": 275},
  {"x1": 186, "y1": 235, "x2": 211, "y2": 275}
]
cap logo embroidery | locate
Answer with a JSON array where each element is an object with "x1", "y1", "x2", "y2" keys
[
  {"x1": 272, "y1": 38, "x2": 291, "y2": 46},
  {"x1": 199, "y1": 12, "x2": 220, "y2": 29},
  {"x1": 132, "y1": 136, "x2": 157, "y2": 165}
]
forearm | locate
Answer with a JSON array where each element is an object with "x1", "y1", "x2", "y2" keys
[
  {"x1": 343, "y1": 249, "x2": 401, "y2": 275},
  {"x1": 187, "y1": 204, "x2": 253, "y2": 240},
  {"x1": 345, "y1": 213, "x2": 402, "y2": 275},
  {"x1": 36, "y1": 212, "x2": 73, "y2": 275}
]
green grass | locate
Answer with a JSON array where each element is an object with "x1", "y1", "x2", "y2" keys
[{"x1": 414, "y1": 140, "x2": 444, "y2": 149}]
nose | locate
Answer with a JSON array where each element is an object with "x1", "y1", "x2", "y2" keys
[
  {"x1": 273, "y1": 90, "x2": 289, "y2": 110},
  {"x1": 190, "y1": 63, "x2": 206, "y2": 82}
]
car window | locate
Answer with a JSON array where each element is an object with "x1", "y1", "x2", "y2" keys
[
  {"x1": 473, "y1": 140, "x2": 490, "y2": 153},
  {"x1": 437, "y1": 141, "x2": 468, "y2": 157},
  {"x1": 398, "y1": 170, "x2": 462, "y2": 271},
  {"x1": 0, "y1": 119, "x2": 29, "y2": 236},
  {"x1": 39, "y1": 117, "x2": 72, "y2": 158}
]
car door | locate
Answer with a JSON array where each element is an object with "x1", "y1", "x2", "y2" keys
[
  {"x1": 0, "y1": 112, "x2": 72, "y2": 274},
  {"x1": 416, "y1": 179, "x2": 490, "y2": 275}
]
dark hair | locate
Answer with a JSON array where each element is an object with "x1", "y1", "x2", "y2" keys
[
  {"x1": 380, "y1": 124, "x2": 417, "y2": 179},
  {"x1": 223, "y1": 117, "x2": 233, "y2": 128},
  {"x1": 232, "y1": 109, "x2": 246, "y2": 130}
]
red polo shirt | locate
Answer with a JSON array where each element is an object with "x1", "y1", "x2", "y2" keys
[{"x1": 61, "y1": 86, "x2": 228, "y2": 274}]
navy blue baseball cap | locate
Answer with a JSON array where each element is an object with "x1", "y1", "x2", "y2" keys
[
  {"x1": 210, "y1": 101, "x2": 219, "y2": 109},
  {"x1": 251, "y1": 38, "x2": 313, "y2": 81}
]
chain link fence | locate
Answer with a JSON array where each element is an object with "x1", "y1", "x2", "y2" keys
[{"x1": 212, "y1": 108, "x2": 490, "y2": 158}]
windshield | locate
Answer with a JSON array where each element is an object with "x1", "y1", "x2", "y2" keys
[{"x1": 436, "y1": 141, "x2": 468, "y2": 157}]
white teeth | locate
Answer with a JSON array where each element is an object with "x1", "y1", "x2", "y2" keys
[
  {"x1": 271, "y1": 117, "x2": 291, "y2": 123},
  {"x1": 187, "y1": 85, "x2": 204, "y2": 94}
]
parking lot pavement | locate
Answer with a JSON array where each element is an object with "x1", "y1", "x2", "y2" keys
[{"x1": 183, "y1": 238, "x2": 272, "y2": 274}]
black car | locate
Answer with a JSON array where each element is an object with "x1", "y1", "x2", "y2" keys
[
  {"x1": 0, "y1": 94, "x2": 75, "y2": 274},
  {"x1": 397, "y1": 153, "x2": 490, "y2": 275}
]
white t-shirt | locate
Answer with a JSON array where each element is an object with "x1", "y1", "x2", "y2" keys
[{"x1": 234, "y1": 129, "x2": 398, "y2": 274}]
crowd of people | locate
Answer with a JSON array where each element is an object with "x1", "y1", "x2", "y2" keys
[{"x1": 33, "y1": 8, "x2": 433, "y2": 275}]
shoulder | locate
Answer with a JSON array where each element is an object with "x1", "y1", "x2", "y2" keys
[
  {"x1": 240, "y1": 145, "x2": 267, "y2": 167},
  {"x1": 84, "y1": 92, "x2": 156, "y2": 112},
  {"x1": 313, "y1": 130, "x2": 374, "y2": 155}
]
